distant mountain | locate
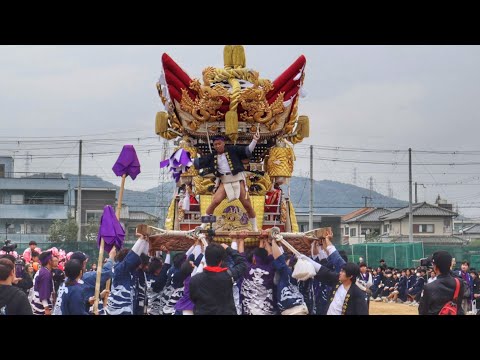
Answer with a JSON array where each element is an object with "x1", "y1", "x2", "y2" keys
[
  {"x1": 64, "y1": 174, "x2": 407, "y2": 216},
  {"x1": 286, "y1": 178, "x2": 407, "y2": 214}
]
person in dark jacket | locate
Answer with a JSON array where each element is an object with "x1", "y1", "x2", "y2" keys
[
  {"x1": 189, "y1": 242, "x2": 247, "y2": 315},
  {"x1": 0, "y1": 258, "x2": 33, "y2": 315},
  {"x1": 193, "y1": 133, "x2": 260, "y2": 231},
  {"x1": 419, "y1": 250, "x2": 465, "y2": 315},
  {"x1": 300, "y1": 236, "x2": 368, "y2": 315}
]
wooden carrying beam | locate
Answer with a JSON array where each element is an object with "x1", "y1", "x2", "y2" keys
[{"x1": 148, "y1": 227, "x2": 326, "y2": 254}]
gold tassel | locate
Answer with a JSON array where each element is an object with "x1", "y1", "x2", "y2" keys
[
  {"x1": 297, "y1": 115, "x2": 310, "y2": 138},
  {"x1": 224, "y1": 45, "x2": 233, "y2": 69},
  {"x1": 225, "y1": 110, "x2": 238, "y2": 143},
  {"x1": 155, "y1": 111, "x2": 169, "y2": 135},
  {"x1": 232, "y1": 45, "x2": 246, "y2": 68}
]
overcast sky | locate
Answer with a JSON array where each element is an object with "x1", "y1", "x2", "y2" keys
[{"x1": 1, "y1": 45, "x2": 480, "y2": 217}]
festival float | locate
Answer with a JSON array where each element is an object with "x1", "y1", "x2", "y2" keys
[{"x1": 147, "y1": 45, "x2": 328, "y2": 253}]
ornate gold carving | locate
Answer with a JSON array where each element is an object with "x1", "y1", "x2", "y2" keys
[
  {"x1": 193, "y1": 176, "x2": 216, "y2": 195},
  {"x1": 267, "y1": 144, "x2": 295, "y2": 178},
  {"x1": 179, "y1": 80, "x2": 228, "y2": 123},
  {"x1": 240, "y1": 88, "x2": 285, "y2": 129}
]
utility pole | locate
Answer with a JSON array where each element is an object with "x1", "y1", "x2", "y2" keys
[
  {"x1": 387, "y1": 179, "x2": 393, "y2": 198},
  {"x1": 353, "y1": 167, "x2": 357, "y2": 185},
  {"x1": 368, "y1": 176, "x2": 374, "y2": 200},
  {"x1": 409, "y1": 148, "x2": 413, "y2": 243},
  {"x1": 25, "y1": 151, "x2": 31, "y2": 176},
  {"x1": 362, "y1": 196, "x2": 372, "y2": 208},
  {"x1": 415, "y1": 182, "x2": 425, "y2": 203},
  {"x1": 415, "y1": 182, "x2": 417, "y2": 204},
  {"x1": 76, "y1": 140, "x2": 82, "y2": 242},
  {"x1": 309, "y1": 145, "x2": 313, "y2": 231}
]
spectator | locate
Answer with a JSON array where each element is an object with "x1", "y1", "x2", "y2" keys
[
  {"x1": 454, "y1": 261, "x2": 473, "y2": 313},
  {"x1": 356, "y1": 262, "x2": 373, "y2": 308},
  {"x1": 16, "y1": 262, "x2": 34, "y2": 297},
  {"x1": 419, "y1": 250, "x2": 464, "y2": 315},
  {"x1": 379, "y1": 259, "x2": 387, "y2": 270}
]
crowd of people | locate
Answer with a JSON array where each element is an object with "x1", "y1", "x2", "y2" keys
[{"x1": 0, "y1": 236, "x2": 478, "y2": 315}]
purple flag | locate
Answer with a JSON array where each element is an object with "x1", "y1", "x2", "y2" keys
[
  {"x1": 97, "y1": 205, "x2": 125, "y2": 252},
  {"x1": 160, "y1": 148, "x2": 193, "y2": 182},
  {"x1": 112, "y1": 145, "x2": 141, "y2": 180}
]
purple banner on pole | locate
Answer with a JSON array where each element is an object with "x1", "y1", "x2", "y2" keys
[
  {"x1": 159, "y1": 148, "x2": 193, "y2": 182},
  {"x1": 112, "y1": 145, "x2": 141, "y2": 180},
  {"x1": 97, "y1": 205, "x2": 125, "y2": 252}
]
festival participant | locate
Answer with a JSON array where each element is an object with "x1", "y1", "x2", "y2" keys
[
  {"x1": 145, "y1": 256, "x2": 164, "y2": 315},
  {"x1": 174, "y1": 242, "x2": 204, "y2": 315},
  {"x1": 159, "y1": 251, "x2": 187, "y2": 315},
  {"x1": 22, "y1": 241, "x2": 37, "y2": 264},
  {"x1": 271, "y1": 238, "x2": 307, "y2": 315},
  {"x1": 0, "y1": 258, "x2": 33, "y2": 315},
  {"x1": 53, "y1": 249, "x2": 114, "y2": 316},
  {"x1": 189, "y1": 242, "x2": 247, "y2": 315},
  {"x1": 31, "y1": 251, "x2": 40, "y2": 274},
  {"x1": 106, "y1": 234, "x2": 150, "y2": 315},
  {"x1": 30, "y1": 251, "x2": 57, "y2": 315},
  {"x1": 299, "y1": 236, "x2": 368, "y2": 315},
  {"x1": 193, "y1": 132, "x2": 261, "y2": 231},
  {"x1": 239, "y1": 239, "x2": 276, "y2": 315},
  {"x1": 132, "y1": 253, "x2": 150, "y2": 315},
  {"x1": 60, "y1": 260, "x2": 89, "y2": 315}
]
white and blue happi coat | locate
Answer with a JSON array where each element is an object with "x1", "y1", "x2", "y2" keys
[{"x1": 106, "y1": 251, "x2": 141, "y2": 315}]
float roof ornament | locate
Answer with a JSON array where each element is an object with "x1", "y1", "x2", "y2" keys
[{"x1": 156, "y1": 45, "x2": 308, "y2": 144}]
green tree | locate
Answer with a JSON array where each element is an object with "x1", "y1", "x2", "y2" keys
[{"x1": 48, "y1": 217, "x2": 79, "y2": 242}]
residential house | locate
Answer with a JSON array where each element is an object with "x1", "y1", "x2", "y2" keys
[
  {"x1": 0, "y1": 157, "x2": 70, "y2": 243},
  {"x1": 119, "y1": 205, "x2": 159, "y2": 241},
  {"x1": 341, "y1": 207, "x2": 392, "y2": 245},
  {"x1": 70, "y1": 187, "x2": 116, "y2": 240},
  {"x1": 454, "y1": 215, "x2": 477, "y2": 234},
  {"x1": 458, "y1": 223, "x2": 480, "y2": 242},
  {"x1": 379, "y1": 202, "x2": 463, "y2": 245}
]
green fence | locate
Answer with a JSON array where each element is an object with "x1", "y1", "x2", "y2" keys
[
  {"x1": 337, "y1": 243, "x2": 424, "y2": 269},
  {"x1": 336, "y1": 242, "x2": 480, "y2": 270},
  {"x1": 422, "y1": 245, "x2": 480, "y2": 271}
]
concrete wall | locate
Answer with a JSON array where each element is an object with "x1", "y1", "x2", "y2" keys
[
  {"x1": 0, "y1": 204, "x2": 69, "y2": 220},
  {"x1": 0, "y1": 177, "x2": 68, "y2": 191}
]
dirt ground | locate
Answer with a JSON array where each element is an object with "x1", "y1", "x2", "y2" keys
[{"x1": 369, "y1": 301, "x2": 419, "y2": 315}]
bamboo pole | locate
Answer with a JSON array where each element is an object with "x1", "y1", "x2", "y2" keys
[{"x1": 93, "y1": 174, "x2": 126, "y2": 315}]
